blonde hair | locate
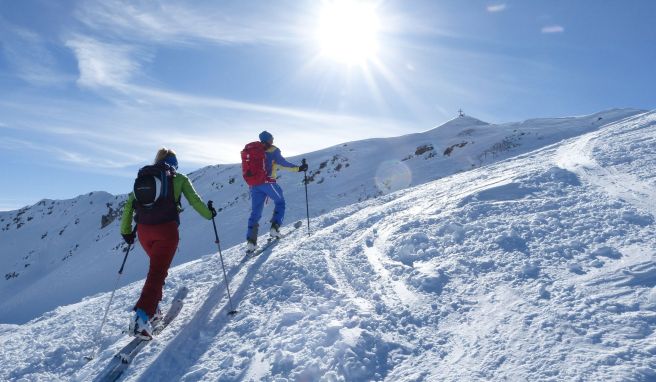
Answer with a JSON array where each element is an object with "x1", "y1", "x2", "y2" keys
[{"x1": 154, "y1": 147, "x2": 176, "y2": 164}]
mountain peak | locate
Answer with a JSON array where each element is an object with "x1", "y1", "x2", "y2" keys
[
  {"x1": 446, "y1": 115, "x2": 489, "y2": 125},
  {"x1": 428, "y1": 115, "x2": 490, "y2": 133}
]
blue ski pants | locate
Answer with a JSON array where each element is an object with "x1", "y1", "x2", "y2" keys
[{"x1": 246, "y1": 183, "x2": 285, "y2": 242}]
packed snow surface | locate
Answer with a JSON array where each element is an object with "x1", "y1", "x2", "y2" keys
[{"x1": 0, "y1": 110, "x2": 655, "y2": 381}]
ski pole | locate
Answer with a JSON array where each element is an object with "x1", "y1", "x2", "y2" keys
[
  {"x1": 208, "y1": 201, "x2": 238, "y2": 315},
  {"x1": 302, "y1": 159, "x2": 310, "y2": 236},
  {"x1": 85, "y1": 231, "x2": 135, "y2": 361}
]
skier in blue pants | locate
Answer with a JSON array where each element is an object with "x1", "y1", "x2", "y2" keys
[{"x1": 246, "y1": 131, "x2": 307, "y2": 251}]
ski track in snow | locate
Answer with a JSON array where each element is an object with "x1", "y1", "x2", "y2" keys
[
  {"x1": 556, "y1": 111, "x2": 656, "y2": 217},
  {"x1": 137, "y1": 238, "x2": 307, "y2": 381},
  {"x1": 1, "y1": 110, "x2": 656, "y2": 381}
]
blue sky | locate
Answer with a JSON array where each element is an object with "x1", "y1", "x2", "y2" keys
[{"x1": 1, "y1": 0, "x2": 654, "y2": 210}]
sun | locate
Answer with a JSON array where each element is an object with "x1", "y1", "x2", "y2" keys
[{"x1": 316, "y1": 0, "x2": 381, "y2": 65}]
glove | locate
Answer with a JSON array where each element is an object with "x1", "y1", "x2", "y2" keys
[
  {"x1": 122, "y1": 231, "x2": 136, "y2": 245},
  {"x1": 207, "y1": 200, "x2": 217, "y2": 217},
  {"x1": 298, "y1": 163, "x2": 308, "y2": 172}
]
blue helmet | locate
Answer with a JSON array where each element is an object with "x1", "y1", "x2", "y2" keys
[
  {"x1": 164, "y1": 154, "x2": 178, "y2": 170},
  {"x1": 259, "y1": 131, "x2": 273, "y2": 143}
]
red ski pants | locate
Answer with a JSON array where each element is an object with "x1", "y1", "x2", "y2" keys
[{"x1": 134, "y1": 221, "x2": 179, "y2": 317}]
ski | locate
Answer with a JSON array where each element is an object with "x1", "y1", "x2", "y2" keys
[
  {"x1": 94, "y1": 286, "x2": 188, "y2": 382},
  {"x1": 244, "y1": 221, "x2": 302, "y2": 259}
]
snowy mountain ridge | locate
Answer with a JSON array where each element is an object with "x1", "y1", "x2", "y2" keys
[
  {"x1": 0, "y1": 108, "x2": 645, "y2": 326},
  {"x1": 0, "y1": 109, "x2": 654, "y2": 381}
]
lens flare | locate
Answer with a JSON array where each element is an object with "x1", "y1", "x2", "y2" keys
[{"x1": 375, "y1": 160, "x2": 412, "y2": 194}]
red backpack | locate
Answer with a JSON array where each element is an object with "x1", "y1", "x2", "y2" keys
[{"x1": 241, "y1": 142, "x2": 268, "y2": 186}]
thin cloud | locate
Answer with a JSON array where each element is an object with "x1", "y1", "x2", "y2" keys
[
  {"x1": 487, "y1": 4, "x2": 507, "y2": 13},
  {"x1": 1, "y1": 87, "x2": 414, "y2": 171},
  {"x1": 74, "y1": 0, "x2": 294, "y2": 46},
  {"x1": 0, "y1": 19, "x2": 70, "y2": 86},
  {"x1": 0, "y1": 137, "x2": 135, "y2": 169},
  {"x1": 66, "y1": 1, "x2": 297, "y2": 92},
  {"x1": 542, "y1": 25, "x2": 565, "y2": 34},
  {"x1": 120, "y1": 83, "x2": 410, "y2": 132},
  {"x1": 65, "y1": 36, "x2": 149, "y2": 89}
]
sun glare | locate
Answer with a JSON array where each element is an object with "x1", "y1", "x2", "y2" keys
[{"x1": 317, "y1": 0, "x2": 380, "y2": 65}]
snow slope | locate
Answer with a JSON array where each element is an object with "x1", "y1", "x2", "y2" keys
[
  {"x1": 0, "y1": 109, "x2": 642, "y2": 324},
  {"x1": 0, "y1": 110, "x2": 654, "y2": 381}
]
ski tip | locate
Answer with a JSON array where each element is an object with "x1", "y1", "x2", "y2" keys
[
  {"x1": 175, "y1": 286, "x2": 189, "y2": 300},
  {"x1": 294, "y1": 220, "x2": 303, "y2": 229},
  {"x1": 228, "y1": 310, "x2": 239, "y2": 316},
  {"x1": 83, "y1": 355, "x2": 94, "y2": 362}
]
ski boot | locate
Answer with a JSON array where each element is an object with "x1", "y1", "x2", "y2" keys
[
  {"x1": 270, "y1": 222, "x2": 282, "y2": 239},
  {"x1": 149, "y1": 306, "x2": 163, "y2": 327},
  {"x1": 129, "y1": 308, "x2": 153, "y2": 340},
  {"x1": 246, "y1": 239, "x2": 257, "y2": 253}
]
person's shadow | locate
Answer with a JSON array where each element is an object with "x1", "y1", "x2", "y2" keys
[{"x1": 136, "y1": 240, "x2": 282, "y2": 381}]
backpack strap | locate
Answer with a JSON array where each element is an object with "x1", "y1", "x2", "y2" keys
[{"x1": 160, "y1": 169, "x2": 168, "y2": 197}]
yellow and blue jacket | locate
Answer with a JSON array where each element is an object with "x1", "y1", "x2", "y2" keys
[{"x1": 265, "y1": 145, "x2": 300, "y2": 179}]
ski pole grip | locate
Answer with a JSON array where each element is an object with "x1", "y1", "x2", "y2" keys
[{"x1": 118, "y1": 243, "x2": 132, "y2": 275}]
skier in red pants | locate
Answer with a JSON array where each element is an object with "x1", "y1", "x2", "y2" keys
[{"x1": 120, "y1": 148, "x2": 216, "y2": 339}]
